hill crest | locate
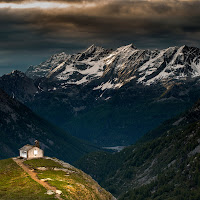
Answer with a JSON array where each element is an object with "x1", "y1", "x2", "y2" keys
[{"x1": 0, "y1": 157, "x2": 114, "y2": 200}]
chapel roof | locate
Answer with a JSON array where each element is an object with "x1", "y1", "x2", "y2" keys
[{"x1": 19, "y1": 144, "x2": 33, "y2": 151}]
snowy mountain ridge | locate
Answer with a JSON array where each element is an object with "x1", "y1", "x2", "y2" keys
[
  {"x1": 26, "y1": 44, "x2": 200, "y2": 90},
  {"x1": 26, "y1": 52, "x2": 70, "y2": 79},
  {"x1": 2, "y1": 44, "x2": 200, "y2": 146}
]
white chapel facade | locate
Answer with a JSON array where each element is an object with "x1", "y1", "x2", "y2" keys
[{"x1": 19, "y1": 140, "x2": 44, "y2": 159}]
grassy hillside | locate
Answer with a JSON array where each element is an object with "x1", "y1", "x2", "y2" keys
[
  {"x1": 0, "y1": 157, "x2": 114, "y2": 200},
  {"x1": 0, "y1": 158, "x2": 54, "y2": 200},
  {"x1": 23, "y1": 158, "x2": 114, "y2": 200},
  {"x1": 75, "y1": 100, "x2": 200, "y2": 199}
]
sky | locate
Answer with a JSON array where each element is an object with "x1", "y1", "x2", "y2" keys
[{"x1": 0, "y1": 0, "x2": 200, "y2": 75}]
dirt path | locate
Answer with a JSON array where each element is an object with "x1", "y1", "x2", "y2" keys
[{"x1": 12, "y1": 158, "x2": 63, "y2": 200}]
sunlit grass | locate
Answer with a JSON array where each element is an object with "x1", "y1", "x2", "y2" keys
[
  {"x1": 24, "y1": 158, "x2": 63, "y2": 169},
  {"x1": 0, "y1": 159, "x2": 55, "y2": 200},
  {"x1": 24, "y1": 158, "x2": 112, "y2": 200}
]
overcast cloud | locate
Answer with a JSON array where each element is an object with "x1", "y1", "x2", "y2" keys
[{"x1": 0, "y1": 0, "x2": 200, "y2": 75}]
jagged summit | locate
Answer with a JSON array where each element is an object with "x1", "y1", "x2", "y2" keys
[
  {"x1": 25, "y1": 51, "x2": 70, "y2": 79},
  {"x1": 25, "y1": 44, "x2": 200, "y2": 87},
  {"x1": 9, "y1": 70, "x2": 26, "y2": 77},
  {"x1": 76, "y1": 44, "x2": 109, "y2": 62},
  {"x1": 84, "y1": 44, "x2": 105, "y2": 54},
  {"x1": 119, "y1": 43, "x2": 137, "y2": 50},
  {"x1": 129, "y1": 43, "x2": 137, "y2": 49}
]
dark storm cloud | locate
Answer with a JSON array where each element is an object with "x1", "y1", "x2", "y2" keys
[
  {"x1": 0, "y1": 1, "x2": 200, "y2": 45},
  {"x1": 0, "y1": 0, "x2": 95, "y2": 2},
  {"x1": 0, "y1": 0, "x2": 200, "y2": 74}
]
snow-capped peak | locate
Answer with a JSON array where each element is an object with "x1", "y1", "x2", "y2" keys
[
  {"x1": 84, "y1": 44, "x2": 103, "y2": 54},
  {"x1": 137, "y1": 45, "x2": 200, "y2": 85},
  {"x1": 25, "y1": 44, "x2": 200, "y2": 90},
  {"x1": 118, "y1": 43, "x2": 137, "y2": 51},
  {"x1": 76, "y1": 44, "x2": 108, "y2": 62},
  {"x1": 25, "y1": 52, "x2": 70, "y2": 79}
]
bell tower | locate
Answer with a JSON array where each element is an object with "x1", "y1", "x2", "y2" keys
[{"x1": 34, "y1": 140, "x2": 40, "y2": 148}]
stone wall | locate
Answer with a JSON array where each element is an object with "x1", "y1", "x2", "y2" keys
[{"x1": 28, "y1": 147, "x2": 43, "y2": 159}]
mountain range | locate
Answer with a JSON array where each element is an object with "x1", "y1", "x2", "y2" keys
[
  {"x1": 1, "y1": 44, "x2": 200, "y2": 146},
  {"x1": 26, "y1": 44, "x2": 200, "y2": 86},
  {"x1": 1, "y1": 43, "x2": 200, "y2": 199}
]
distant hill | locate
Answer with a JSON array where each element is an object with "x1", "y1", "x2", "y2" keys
[
  {"x1": 0, "y1": 157, "x2": 114, "y2": 200},
  {"x1": 75, "y1": 99, "x2": 200, "y2": 199},
  {"x1": 0, "y1": 88, "x2": 99, "y2": 163}
]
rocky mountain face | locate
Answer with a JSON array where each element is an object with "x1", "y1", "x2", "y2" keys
[
  {"x1": 25, "y1": 44, "x2": 200, "y2": 87},
  {"x1": 26, "y1": 52, "x2": 70, "y2": 79},
  {"x1": 1, "y1": 44, "x2": 200, "y2": 146},
  {"x1": 0, "y1": 88, "x2": 99, "y2": 162},
  {"x1": 75, "y1": 99, "x2": 200, "y2": 199},
  {"x1": 0, "y1": 70, "x2": 38, "y2": 102}
]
